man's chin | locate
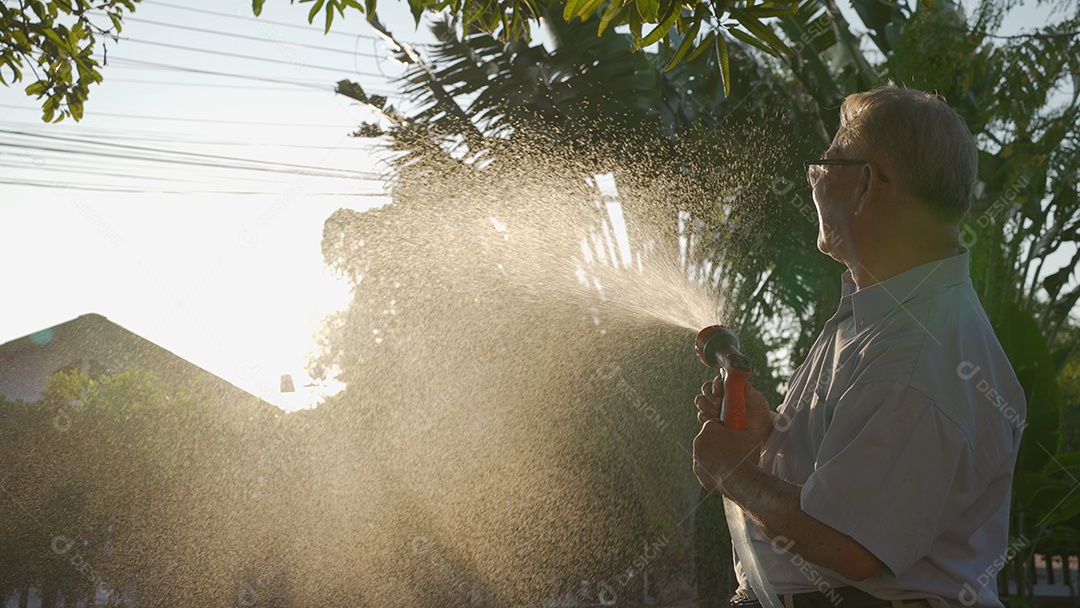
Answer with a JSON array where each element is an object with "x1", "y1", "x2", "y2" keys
[
  {"x1": 816, "y1": 236, "x2": 844, "y2": 264},
  {"x1": 816, "y1": 235, "x2": 831, "y2": 256}
]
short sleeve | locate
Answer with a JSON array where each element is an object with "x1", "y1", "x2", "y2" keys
[{"x1": 800, "y1": 381, "x2": 969, "y2": 577}]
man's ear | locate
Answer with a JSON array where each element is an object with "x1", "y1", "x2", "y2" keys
[
  {"x1": 855, "y1": 191, "x2": 869, "y2": 216},
  {"x1": 853, "y1": 165, "x2": 873, "y2": 216}
]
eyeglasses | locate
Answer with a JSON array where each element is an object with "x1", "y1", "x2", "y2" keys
[{"x1": 803, "y1": 159, "x2": 890, "y2": 187}]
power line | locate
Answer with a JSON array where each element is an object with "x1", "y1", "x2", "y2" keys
[
  {"x1": 106, "y1": 77, "x2": 325, "y2": 91},
  {"x1": 0, "y1": 102, "x2": 367, "y2": 128},
  {"x1": 0, "y1": 158, "x2": 251, "y2": 186},
  {"x1": 104, "y1": 76, "x2": 399, "y2": 97},
  {"x1": 0, "y1": 127, "x2": 384, "y2": 178},
  {"x1": 105, "y1": 57, "x2": 338, "y2": 91},
  {"x1": 144, "y1": 0, "x2": 431, "y2": 47},
  {"x1": 115, "y1": 37, "x2": 393, "y2": 80},
  {"x1": 122, "y1": 15, "x2": 392, "y2": 59},
  {"x1": 11, "y1": 122, "x2": 387, "y2": 149},
  {"x1": 0, "y1": 138, "x2": 389, "y2": 183},
  {"x1": 103, "y1": 56, "x2": 406, "y2": 103},
  {"x1": 1, "y1": 138, "x2": 394, "y2": 189},
  {"x1": 0, "y1": 177, "x2": 388, "y2": 196}
]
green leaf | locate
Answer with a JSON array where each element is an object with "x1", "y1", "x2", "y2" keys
[
  {"x1": 409, "y1": 0, "x2": 426, "y2": 25},
  {"x1": 731, "y1": 11, "x2": 795, "y2": 55},
  {"x1": 656, "y1": 0, "x2": 677, "y2": 27},
  {"x1": 638, "y1": 7, "x2": 679, "y2": 49},
  {"x1": 727, "y1": 26, "x2": 780, "y2": 57},
  {"x1": 739, "y1": 4, "x2": 797, "y2": 18},
  {"x1": 567, "y1": 0, "x2": 607, "y2": 22},
  {"x1": 68, "y1": 96, "x2": 83, "y2": 121},
  {"x1": 563, "y1": 0, "x2": 584, "y2": 21},
  {"x1": 636, "y1": 0, "x2": 659, "y2": 22},
  {"x1": 325, "y1": 3, "x2": 335, "y2": 32},
  {"x1": 24, "y1": 80, "x2": 48, "y2": 97},
  {"x1": 308, "y1": 0, "x2": 326, "y2": 24},
  {"x1": 686, "y1": 30, "x2": 715, "y2": 61},
  {"x1": 44, "y1": 28, "x2": 69, "y2": 54},
  {"x1": 664, "y1": 18, "x2": 701, "y2": 71},
  {"x1": 598, "y1": 0, "x2": 628, "y2": 35},
  {"x1": 628, "y1": 0, "x2": 643, "y2": 47},
  {"x1": 715, "y1": 33, "x2": 730, "y2": 96},
  {"x1": 252, "y1": 0, "x2": 265, "y2": 16}
]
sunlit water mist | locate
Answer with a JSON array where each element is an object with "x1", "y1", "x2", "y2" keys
[
  {"x1": 3, "y1": 130, "x2": 784, "y2": 608},
  {"x1": 297, "y1": 146, "x2": 740, "y2": 607}
]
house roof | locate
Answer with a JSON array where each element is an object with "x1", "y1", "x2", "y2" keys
[{"x1": 0, "y1": 313, "x2": 276, "y2": 415}]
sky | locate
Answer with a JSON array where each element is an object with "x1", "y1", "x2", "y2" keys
[
  {"x1": 0, "y1": 0, "x2": 434, "y2": 410},
  {"x1": 0, "y1": 0, "x2": 1066, "y2": 412}
]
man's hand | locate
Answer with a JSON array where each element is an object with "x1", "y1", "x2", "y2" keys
[
  {"x1": 693, "y1": 376, "x2": 774, "y2": 443},
  {"x1": 693, "y1": 419, "x2": 764, "y2": 495},
  {"x1": 692, "y1": 377, "x2": 773, "y2": 496}
]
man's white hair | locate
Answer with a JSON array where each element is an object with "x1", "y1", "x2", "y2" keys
[{"x1": 834, "y1": 86, "x2": 979, "y2": 222}]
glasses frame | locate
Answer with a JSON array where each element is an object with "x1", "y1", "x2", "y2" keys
[{"x1": 803, "y1": 158, "x2": 890, "y2": 187}]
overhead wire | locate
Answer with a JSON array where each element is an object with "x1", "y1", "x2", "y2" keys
[
  {"x1": 0, "y1": 137, "x2": 390, "y2": 183},
  {"x1": 99, "y1": 56, "x2": 405, "y2": 104},
  {"x1": 7, "y1": 122, "x2": 387, "y2": 149},
  {"x1": 103, "y1": 76, "x2": 400, "y2": 97},
  {"x1": 0, "y1": 177, "x2": 389, "y2": 196},
  {"x1": 105, "y1": 57, "x2": 342, "y2": 91},
  {"x1": 0, "y1": 2, "x2": 411, "y2": 196},
  {"x1": 105, "y1": 77, "x2": 328, "y2": 91},
  {"x1": 0, "y1": 158, "x2": 251, "y2": 186},
  {"x1": 104, "y1": 60, "x2": 401, "y2": 96},
  {"x1": 0, "y1": 126, "x2": 382, "y2": 173},
  {"x1": 114, "y1": 37, "x2": 392, "y2": 80},
  {"x1": 0, "y1": 127, "x2": 384, "y2": 176},
  {"x1": 122, "y1": 15, "x2": 394, "y2": 59},
  {"x1": 1, "y1": 134, "x2": 393, "y2": 192},
  {"x1": 0, "y1": 102, "x2": 369, "y2": 128},
  {"x1": 143, "y1": 0, "x2": 430, "y2": 46}
]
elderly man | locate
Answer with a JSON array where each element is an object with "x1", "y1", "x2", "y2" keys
[{"x1": 692, "y1": 86, "x2": 1026, "y2": 608}]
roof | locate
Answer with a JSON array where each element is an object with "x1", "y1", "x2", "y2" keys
[{"x1": 0, "y1": 313, "x2": 276, "y2": 415}]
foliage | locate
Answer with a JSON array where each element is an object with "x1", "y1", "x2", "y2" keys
[
  {"x1": 0, "y1": 0, "x2": 139, "y2": 121},
  {"x1": 0, "y1": 368, "x2": 279, "y2": 607},
  {"x1": 260, "y1": 0, "x2": 800, "y2": 96},
  {"x1": 6, "y1": 0, "x2": 805, "y2": 120},
  {"x1": 326, "y1": 0, "x2": 1080, "y2": 602},
  {"x1": 322, "y1": 6, "x2": 842, "y2": 604}
]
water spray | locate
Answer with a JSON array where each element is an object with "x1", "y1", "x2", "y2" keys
[{"x1": 694, "y1": 325, "x2": 782, "y2": 608}]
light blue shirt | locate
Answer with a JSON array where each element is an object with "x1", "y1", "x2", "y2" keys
[{"x1": 736, "y1": 249, "x2": 1025, "y2": 608}]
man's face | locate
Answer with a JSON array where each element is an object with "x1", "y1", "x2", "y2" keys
[{"x1": 809, "y1": 145, "x2": 865, "y2": 262}]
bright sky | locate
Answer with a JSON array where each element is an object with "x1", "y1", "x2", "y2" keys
[
  {"x1": 0, "y1": 0, "x2": 437, "y2": 410},
  {"x1": 0, "y1": 0, "x2": 1065, "y2": 412}
]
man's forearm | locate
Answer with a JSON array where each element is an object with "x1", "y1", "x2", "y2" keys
[{"x1": 723, "y1": 463, "x2": 885, "y2": 582}]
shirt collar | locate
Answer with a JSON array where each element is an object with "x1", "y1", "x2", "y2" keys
[{"x1": 843, "y1": 248, "x2": 971, "y2": 332}]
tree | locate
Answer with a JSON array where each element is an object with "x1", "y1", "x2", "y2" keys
[
  {"x1": 0, "y1": 367, "x2": 285, "y2": 608},
  {"x1": 327, "y1": 0, "x2": 1080, "y2": 604},
  {"x1": 317, "y1": 6, "x2": 844, "y2": 604},
  {"x1": 257, "y1": 0, "x2": 798, "y2": 95},
  {"x1": 0, "y1": 0, "x2": 139, "y2": 121},
  {"x1": 4, "y1": 0, "x2": 802, "y2": 121}
]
